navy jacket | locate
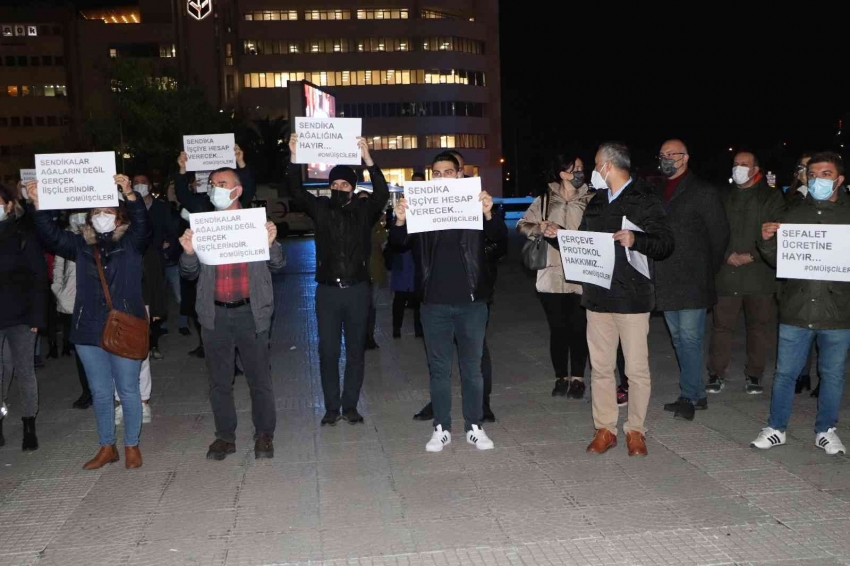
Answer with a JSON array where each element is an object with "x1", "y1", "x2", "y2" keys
[{"x1": 33, "y1": 196, "x2": 151, "y2": 347}]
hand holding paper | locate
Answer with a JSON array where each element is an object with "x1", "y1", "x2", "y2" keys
[
  {"x1": 179, "y1": 229, "x2": 195, "y2": 255},
  {"x1": 621, "y1": 217, "x2": 650, "y2": 279}
]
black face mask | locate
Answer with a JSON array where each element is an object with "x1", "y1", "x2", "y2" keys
[
  {"x1": 569, "y1": 171, "x2": 586, "y2": 188},
  {"x1": 329, "y1": 189, "x2": 352, "y2": 209}
]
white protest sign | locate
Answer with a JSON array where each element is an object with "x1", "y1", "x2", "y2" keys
[
  {"x1": 183, "y1": 134, "x2": 236, "y2": 172},
  {"x1": 622, "y1": 216, "x2": 650, "y2": 279},
  {"x1": 557, "y1": 230, "x2": 616, "y2": 289},
  {"x1": 35, "y1": 152, "x2": 118, "y2": 210},
  {"x1": 190, "y1": 207, "x2": 270, "y2": 266},
  {"x1": 195, "y1": 171, "x2": 211, "y2": 193},
  {"x1": 776, "y1": 224, "x2": 850, "y2": 282},
  {"x1": 404, "y1": 177, "x2": 483, "y2": 234},
  {"x1": 294, "y1": 117, "x2": 361, "y2": 166},
  {"x1": 20, "y1": 169, "x2": 36, "y2": 182}
]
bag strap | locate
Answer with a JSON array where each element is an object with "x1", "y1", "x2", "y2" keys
[
  {"x1": 541, "y1": 192, "x2": 549, "y2": 222},
  {"x1": 91, "y1": 245, "x2": 114, "y2": 311}
]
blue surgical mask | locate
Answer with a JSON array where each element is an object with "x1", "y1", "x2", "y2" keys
[{"x1": 808, "y1": 177, "x2": 836, "y2": 201}]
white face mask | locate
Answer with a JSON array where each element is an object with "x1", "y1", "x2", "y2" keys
[
  {"x1": 591, "y1": 164, "x2": 610, "y2": 191},
  {"x1": 133, "y1": 183, "x2": 150, "y2": 198},
  {"x1": 91, "y1": 213, "x2": 117, "y2": 234},
  {"x1": 732, "y1": 166, "x2": 752, "y2": 186},
  {"x1": 209, "y1": 186, "x2": 238, "y2": 210}
]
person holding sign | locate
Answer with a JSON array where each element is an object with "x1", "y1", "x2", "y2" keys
[
  {"x1": 581, "y1": 143, "x2": 674, "y2": 457},
  {"x1": 0, "y1": 183, "x2": 47, "y2": 451},
  {"x1": 179, "y1": 167, "x2": 284, "y2": 461},
  {"x1": 751, "y1": 152, "x2": 850, "y2": 456},
  {"x1": 391, "y1": 152, "x2": 507, "y2": 452},
  {"x1": 27, "y1": 175, "x2": 150, "y2": 470},
  {"x1": 175, "y1": 145, "x2": 255, "y2": 213},
  {"x1": 286, "y1": 133, "x2": 388, "y2": 427}
]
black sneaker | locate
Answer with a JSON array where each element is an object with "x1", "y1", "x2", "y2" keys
[
  {"x1": 413, "y1": 403, "x2": 433, "y2": 421},
  {"x1": 746, "y1": 376, "x2": 763, "y2": 395},
  {"x1": 674, "y1": 400, "x2": 696, "y2": 421},
  {"x1": 552, "y1": 378, "x2": 570, "y2": 397},
  {"x1": 695, "y1": 397, "x2": 708, "y2": 410},
  {"x1": 342, "y1": 409, "x2": 364, "y2": 424},
  {"x1": 664, "y1": 397, "x2": 686, "y2": 412},
  {"x1": 206, "y1": 439, "x2": 236, "y2": 460},
  {"x1": 616, "y1": 386, "x2": 629, "y2": 407},
  {"x1": 706, "y1": 374, "x2": 724, "y2": 394},
  {"x1": 321, "y1": 411, "x2": 341, "y2": 426},
  {"x1": 254, "y1": 434, "x2": 274, "y2": 459},
  {"x1": 72, "y1": 393, "x2": 93, "y2": 410},
  {"x1": 567, "y1": 380, "x2": 586, "y2": 400}
]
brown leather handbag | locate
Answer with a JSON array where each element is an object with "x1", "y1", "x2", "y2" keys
[{"x1": 92, "y1": 246, "x2": 149, "y2": 360}]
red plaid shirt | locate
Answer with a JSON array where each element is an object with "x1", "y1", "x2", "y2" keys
[{"x1": 215, "y1": 262, "x2": 250, "y2": 302}]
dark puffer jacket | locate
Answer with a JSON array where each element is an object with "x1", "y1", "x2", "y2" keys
[
  {"x1": 652, "y1": 172, "x2": 730, "y2": 311},
  {"x1": 33, "y1": 196, "x2": 151, "y2": 346},
  {"x1": 579, "y1": 179, "x2": 674, "y2": 314},
  {"x1": 757, "y1": 191, "x2": 850, "y2": 330}
]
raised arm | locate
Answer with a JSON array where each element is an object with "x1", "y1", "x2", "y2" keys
[
  {"x1": 285, "y1": 133, "x2": 320, "y2": 219},
  {"x1": 174, "y1": 152, "x2": 209, "y2": 213},
  {"x1": 25, "y1": 180, "x2": 78, "y2": 259},
  {"x1": 235, "y1": 145, "x2": 256, "y2": 207},
  {"x1": 116, "y1": 174, "x2": 152, "y2": 255}
]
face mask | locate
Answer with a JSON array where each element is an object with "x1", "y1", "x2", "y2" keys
[
  {"x1": 569, "y1": 171, "x2": 586, "y2": 189},
  {"x1": 808, "y1": 177, "x2": 836, "y2": 201},
  {"x1": 209, "y1": 186, "x2": 238, "y2": 210},
  {"x1": 133, "y1": 183, "x2": 150, "y2": 198},
  {"x1": 329, "y1": 189, "x2": 352, "y2": 209},
  {"x1": 732, "y1": 166, "x2": 752, "y2": 186},
  {"x1": 590, "y1": 164, "x2": 609, "y2": 191},
  {"x1": 660, "y1": 158, "x2": 678, "y2": 177},
  {"x1": 91, "y1": 213, "x2": 116, "y2": 234}
]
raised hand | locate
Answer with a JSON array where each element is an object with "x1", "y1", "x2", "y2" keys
[{"x1": 179, "y1": 228, "x2": 195, "y2": 255}]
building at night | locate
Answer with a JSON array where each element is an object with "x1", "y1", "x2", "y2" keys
[{"x1": 1, "y1": 0, "x2": 502, "y2": 193}]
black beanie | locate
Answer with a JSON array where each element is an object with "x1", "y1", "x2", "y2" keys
[{"x1": 328, "y1": 166, "x2": 358, "y2": 189}]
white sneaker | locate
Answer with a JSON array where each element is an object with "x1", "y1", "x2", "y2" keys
[
  {"x1": 142, "y1": 403, "x2": 152, "y2": 424},
  {"x1": 750, "y1": 427, "x2": 786, "y2": 450},
  {"x1": 816, "y1": 428, "x2": 846, "y2": 455},
  {"x1": 114, "y1": 404, "x2": 123, "y2": 426},
  {"x1": 426, "y1": 425, "x2": 451, "y2": 453},
  {"x1": 466, "y1": 425, "x2": 494, "y2": 450}
]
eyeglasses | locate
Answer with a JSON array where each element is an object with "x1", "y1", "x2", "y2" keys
[{"x1": 657, "y1": 153, "x2": 685, "y2": 161}]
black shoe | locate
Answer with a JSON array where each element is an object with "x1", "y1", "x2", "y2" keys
[
  {"x1": 413, "y1": 403, "x2": 433, "y2": 421},
  {"x1": 393, "y1": 329, "x2": 401, "y2": 339},
  {"x1": 567, "y1": 379, "x2": 586, "y2": 400},
  {"x1": 796, "y1": 374, "x2": 811, "y2": 394},
  {"x1": 746, "y1": 375, "x2": 763, "y2": 395},
  {"x1": 342, "y1": 409, "x2": 364, "y2": 424},
  {"x1": 482, "y1": 404, "x2": 496, "y2": 423},
  {"x1": 321, "y1": 411, "x2": 341, "y2": 426},
  {"x1": 33, "y1": 355, "x2": 44, "y2": 369},
  {"x1": 415, "y1": 329, "x2": 424, "y2": 339},
  {"x1": 811, "y1": 382, "x2": 820, "y2": 398},
  {"x1": 674, "y1": 400, "x2": 696, "y2": 421},
  {"x1": 254, "y1": 434, "x2": 274, "y2": 459},
  {"x1": 72, "y1": 393, "x2": 93, "y2": 410},
  {"x1": 695, "y1": 397, "x2": 708, "y2": 410},
  {"x1": 365, "y1": 338, "x2": 379, "y2": 350},
  {"x1": 46, "y1": 344, "x2": 58, "y2": 360},
  {"x1": 206, "y1": 439, "x2": 236, "y2": 460},
  {"x1": 179, "y1": 327, "x2": 191, "y2": 336},
  {"x1": 61, "y1": 345, "x2": 72, "y2": 357},
  {"x1": 188, "y1": 345, "x2": 205, "y2": 358},
  {"x1": 706, "y1": 374, "x2": 724, "y2": 394},
  {"x1": 21, "y1": 417, "x2": 38, "y2": 451},
  {"x1": 552, "y1": 378, "x2": 570, "y2": 397}
]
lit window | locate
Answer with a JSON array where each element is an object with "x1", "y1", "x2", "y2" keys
[
  {"x1": 356, "y1": 9, "x2": 408, "y2": 19},
  {"x1": 305, "y1": 10, "x2": 350, "y2": 20},
  {"x1": 8, "y1": 86, "x2": 18, "y2": 97},
  {"x1": 110, "y1": 48, "x2": 118, "y2": 58},
  {"x1": 241, "y1": 69, "x2": 485, "y2": 89}
]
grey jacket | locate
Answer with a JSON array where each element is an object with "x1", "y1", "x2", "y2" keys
[{"x1": 180, "y1": 242, "x2": 286, "y2": 332}]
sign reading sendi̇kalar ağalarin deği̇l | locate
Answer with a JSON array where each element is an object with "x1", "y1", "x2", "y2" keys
[
  {"x1": 35, "y1": 151, "x2": 118, "y2": 210},
  {"x1": 190, "y1": 207, "x2": 270, "y2": 266}
]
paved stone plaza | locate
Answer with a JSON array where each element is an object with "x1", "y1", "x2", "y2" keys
[{"x1": 1, "y1": 236, "x2": 850, "y2": 566}]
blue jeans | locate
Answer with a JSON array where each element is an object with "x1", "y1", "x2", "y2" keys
[
  {"x1": 768, "y1": 324, "x2": 850, "y2": 434},
  {"x1": 164, "y1": 265, "x2": 188, "y2": 329},
  {"x1": 76, "y1": 345, "x2": 143, "y2": 447},
  {"x1": 664, "y1": 308, "x2": 708, "y2": 402},
  {"x1": 421, "y1": 302, "x2": 489, "y2": 432}
]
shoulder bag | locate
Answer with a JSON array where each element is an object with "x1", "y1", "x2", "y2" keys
[
  {"x1": 521, "y1": 192, "x2": 550, "y2": 271},
  {"x1": 93, "y1": 246, "x2": 149, "y2": 360}
]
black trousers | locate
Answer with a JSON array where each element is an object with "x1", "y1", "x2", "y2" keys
[
  {"x1": 316, "y1": 282, "x2": 369, "y2": 413},
  {"x1": 538, "y1": 292, "x2": 588, "y2": 379},
  {"x1": 392, "y1": 291, "x2": 422, "y2": 334}
]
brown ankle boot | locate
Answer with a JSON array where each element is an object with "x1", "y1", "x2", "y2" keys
[
  {"x1": 125, "y1": 446, "x2": 142, "y2": 469},
  {"x1": 83, "y1": 445, "x2": 119, "y2": 470}
]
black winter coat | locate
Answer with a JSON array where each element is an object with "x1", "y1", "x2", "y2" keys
[
  {"x1": 579, "y1": 179, "x2": 674, "y2": 314},
  {"x1": 0, "y1": 214, "x2": 48, "y2": 330},
  {"x1": 652, "y1": 172, "x2": 730, "y2": 311}
]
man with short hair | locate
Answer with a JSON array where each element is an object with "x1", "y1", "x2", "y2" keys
[
  {"x1": 287, "y1": 134, "x2": 388, "y2": 426},
  {"x1": 581, "y1": 142, "x2": 674, "y2": 457},
  {"x1": 179, "y1": 167, "x2": 284, "y2": 460},
  {"x1": 707, "y1": 152, "x2": 784, "y2": 395},
  {"x1": 655, "y1": 139, "x2": 729, "y2": 421},
  {"x1": 751, "y1": 152, "x2": 850, "y2": 455},
  {"x1": 392, "y1": 152, "x2": 507, "y2": 452}
]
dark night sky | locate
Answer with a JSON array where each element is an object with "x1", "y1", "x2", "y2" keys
[{"x1": 499, "y1": 5, "x2": 849, "y2": 193}]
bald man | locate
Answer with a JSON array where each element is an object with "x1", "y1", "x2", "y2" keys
[
  {"x1": 655, "y1": 139, "x2": 729, "y2": 421},
  {"x1": 708, "y1": 152, "x2": 783, "y2": 395}
]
